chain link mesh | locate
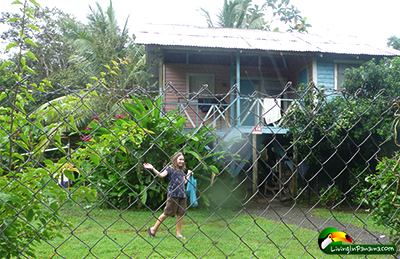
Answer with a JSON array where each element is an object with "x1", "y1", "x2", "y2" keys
[{"x1": 0, "y1": 79, "x2": 399, "y2": 258}]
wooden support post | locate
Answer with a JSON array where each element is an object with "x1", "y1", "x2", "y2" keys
[
  {"x1": 292, "y1": 163, "x2": 298, "y2": 198},
  {"x1": 67, "y1": 137, "x2": 71, "y2": 188},
  {"x1": 293, "y1": 137, "x2": 298, "y2": 197},
  {"x1": 252, "y1": 134, "x2": 258, "y2": 194},
  {"x1": 236, "y1": 52, "x2": 241, "y2": 126},
  {"x1": 158, "y1": 56, "x2": 164, "y2": 94},
  {"x1": 279, "y1": 158, "x2": 283, "y2": 201}
]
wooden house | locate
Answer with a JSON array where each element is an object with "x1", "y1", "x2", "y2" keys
[
  {"x1": 135, "y1": 24, "x2": 400, "y2": 196},
  {"x1": 135, "y1": 24, "x2": 400, "y2": 135}
]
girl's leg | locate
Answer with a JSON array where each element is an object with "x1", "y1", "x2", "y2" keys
[
  {"x1": 176, "y1": 198, "x2": 187, "y2": 238},
  {"x1": 176, "y1": 215, "x2": 183, "y2": 238},
  {"x1": 151, "y1": 213, "x2": 168, "y2": 235}
]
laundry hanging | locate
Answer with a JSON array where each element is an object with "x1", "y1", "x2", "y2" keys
[
  {"x1": 262, "y1": 98, "x2": 282, "y2": 125},
  {"x1": 186, "y1": 175, "x2": 198, "y2": 207}
]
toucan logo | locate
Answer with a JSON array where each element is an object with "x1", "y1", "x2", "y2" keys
[
  {"x1": 318, "y1": 227, "x2": 353, "y2": 252},
  {"x1": 318, "y1": 227, "x2": 397, "y2": 255}
]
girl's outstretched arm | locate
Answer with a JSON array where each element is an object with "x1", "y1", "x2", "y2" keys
[{"x1": 143, "y1": 163, "x2": 168, "y2": 178}]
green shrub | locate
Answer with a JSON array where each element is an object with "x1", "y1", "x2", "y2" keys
[
  {"x1": 295, "y1": 187, "x2": 319, "y2": 204},
  {"x1": 364, "y1": 156, "x2": 400, "y2": 244},
  {"x1": 319, "y1": 185, "x2": 343, "y2": 208}
]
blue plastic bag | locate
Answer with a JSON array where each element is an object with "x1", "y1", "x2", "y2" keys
[{"x1": 186, "y1": 175, "x2": 198, "y2": 207}]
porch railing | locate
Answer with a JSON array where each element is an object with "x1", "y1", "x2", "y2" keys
[
  {"x1": 163, "y1": 97, "x2": 293, "y2": 129},
  {"x1": 163, "y1": 101, "x2": 231, "y2": 128}
]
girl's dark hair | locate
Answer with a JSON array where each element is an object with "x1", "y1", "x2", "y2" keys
[{"x1": 171, "y1": 152, "x2": 186, "y2": 171}]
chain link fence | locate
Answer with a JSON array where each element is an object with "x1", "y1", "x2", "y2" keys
[{"x1": 1, "y1": 78, "x2": 399, "y2": 258}]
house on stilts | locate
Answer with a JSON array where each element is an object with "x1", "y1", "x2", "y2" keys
[{"x1": 135, "y1": 24, "x2": 400, "y2": 199}]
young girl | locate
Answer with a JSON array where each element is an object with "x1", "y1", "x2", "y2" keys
[{"x1": 143, "y1": 152, "x2": 193, "y2": 239}]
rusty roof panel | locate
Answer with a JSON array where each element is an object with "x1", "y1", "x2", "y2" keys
[{"x1": 135, "y1": 24, "x2": 400, "y2": 56}]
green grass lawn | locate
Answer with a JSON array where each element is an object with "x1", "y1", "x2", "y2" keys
[{"x1": 33, "y1": 203, "x2": 392, "y2": 259}]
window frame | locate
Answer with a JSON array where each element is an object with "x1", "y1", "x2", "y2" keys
[
  {"x1": 186, "y1": 73, "x2": 215, "y2": 100},
  {"x1": 334, "y1": 60, "x2": 364, "y2": 90}
]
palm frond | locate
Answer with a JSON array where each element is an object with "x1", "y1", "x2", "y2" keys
[{"x1": 200, "y1": 8, "x2": 214, "y2": 27}]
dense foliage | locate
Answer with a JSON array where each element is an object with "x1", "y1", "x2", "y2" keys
[
  {"x1": 364, "y1": 156, "x2": 400, "y2": 244},
  {"x1": 284, "y1": 57, "x2": 400, "y2": 245},
  {"x1": 71, "y1": 95, "x2": 238, "y2": 210},
  {"x1": 342, "y1": 57, "x2": 400, "y2": 98},
  {"x1": 1, "y1": 0, "x2": 152, "y2": 92},
  {"x1": 284, "y1": 83, "x2": 395, "y2": 204},
  {"x1": 0, "y1": 1, "x2": 95, "y2": 257}
]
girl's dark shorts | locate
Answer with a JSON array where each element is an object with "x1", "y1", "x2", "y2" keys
[{"x1": 164, "y1": 197, "x2": 187, "y2": 217}]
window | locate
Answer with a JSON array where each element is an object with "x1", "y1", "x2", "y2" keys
[
  {"x1": 297, "y1": 68, "x2": 308, "y2": 86},
  {"x1": 187, "y1": 73, "x2": 215, "y2": 99},
  {"x1": 335, "y1": 62, "x2": 363, "y2": 89}
]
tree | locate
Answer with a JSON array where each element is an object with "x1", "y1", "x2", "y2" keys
[
  {"x1": 387, "y1": 36, "x2": 400, "y2": 50},
  {"x1": 1, "y1": 5, "x2": 83, "y2": 113},
  {"x1": 64, "y1": 1, "x2": 128, "y2": 79},
  {"x1": 63, "y1": 0, "x2": 150, "y2": 90},
  {"x1": 29, "y1": 1, "x2": 154, "y2": 132},
  {"x1": 0, "y1": 6, "x2": 75, "y2": 82},
  {"x1": 201, "y1": 0, "x2": 311, "y2": 32},
  {"x1": 342, "y1": 57, "x2": 400, "y2": 98}
]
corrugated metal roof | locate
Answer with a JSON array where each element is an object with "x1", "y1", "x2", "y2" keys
[{"x1": 135, "y1": 24, "x2": 400, "y2": 56}]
